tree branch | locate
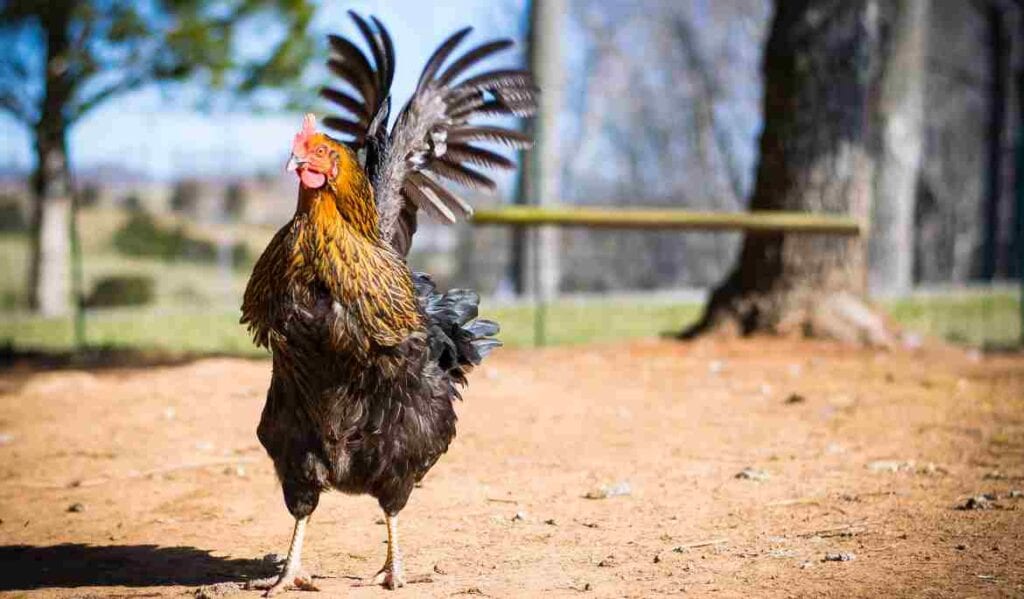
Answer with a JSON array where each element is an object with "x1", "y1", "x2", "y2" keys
[
  {"x1": 0, "y1": 89, "x2": 35, "y2": 124},
  {"x1": 67, "y1": 72, "x2": 147, "y2": 123}
]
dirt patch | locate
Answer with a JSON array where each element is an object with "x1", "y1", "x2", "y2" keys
[{"x1": 1, "y1": 339, "x2": 1023, "y2": 597}]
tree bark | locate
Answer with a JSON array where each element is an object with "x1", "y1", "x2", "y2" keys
[
  {"x1": 868, "y1": 0, "x2": 928, "y2": 296},
  {"x1": 511, "y1": 0, "x2": 563, "y2": 300},
  {"x1": 683, "y1": 0, "x2": 894, "y2": 346},
  {"x1": 27, "y1": 6, "x2": 73, "y2": 316}
]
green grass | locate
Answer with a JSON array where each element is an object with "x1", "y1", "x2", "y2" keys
[
  {"x1": 0, "y1": 308, "x2": 265, "y2": 356},
  {"x1": 0, "y1": 300, "x2": 702, "y2": 355},
  {"x1": 886, "y1": 290, "x2": 1022, "y2": 349},
  {"x1": 1, "y1": 291, "x2": 1019, "y2": 356}
]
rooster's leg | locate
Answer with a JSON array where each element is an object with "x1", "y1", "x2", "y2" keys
[
  {"x1": 371, "y1": 513, "x2": 406, "y2": 589},
  {"x1": 247, "y1": 516, "x2": 319, "y2": 596}
]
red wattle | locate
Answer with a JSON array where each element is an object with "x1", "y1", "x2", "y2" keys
[{"x1": 300, "y1": 169, "x2": 326, "y2": 189}]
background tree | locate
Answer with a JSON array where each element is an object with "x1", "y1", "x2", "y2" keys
[
  {"x1": 511, "y1": 0, "x2": 565, "y2": 301},
  {"x1": 0, "y1": 0, "x2": 315, "y2": 315},
  {"x1": 868, "y1": 0, "x2": 929, "y2": 295},
  {"x1": 683, "y1": 0, "x2": 894, "y2": 345}
]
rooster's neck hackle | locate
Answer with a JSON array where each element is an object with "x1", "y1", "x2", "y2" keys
[
  {"x1": 298, "y1": 152, "x2": 380, "y2": 242},
  {"x1": 284, "y1": 167, "x2": 423, "y2": 350}
]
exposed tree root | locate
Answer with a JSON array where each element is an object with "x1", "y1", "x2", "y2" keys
[{"x1": 680, "y1": 277, "x2": 897, "y2": 348}]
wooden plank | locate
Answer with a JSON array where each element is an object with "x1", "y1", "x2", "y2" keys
[{"x1": 471, "y1": 205, "x2": 862, "y2": 235}]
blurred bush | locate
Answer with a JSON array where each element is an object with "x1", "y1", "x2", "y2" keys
[
  {"x1": 0, "y1": 195, "x2": 27, "y2": 232},
  {"x1": 78, "y1": 183, "x2": 101, "y2": 208},
  {"x1": 224, "y1": 182, "x2": 247, "y2": 221},
  {"x1": 170, "y1": 180, "x2": 201, "y2": 216},
  {"x1": 123, "y1": 193, "x2": 144, "y2": 213},
  {"x1": 86, "y1": 274, "x2": 155, "y2": 307},
  {"x1": 112, "y1": 212, "x2": 252, "y2": 267}
]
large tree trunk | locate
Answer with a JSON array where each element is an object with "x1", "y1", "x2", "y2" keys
[
  {"x1": 28, "y1": 9, "x2": 73, "y2": 316},
  {"x1": 868, "y1": 0, "x2": 928, "y2": 295},
  {"x1": 683, "y1": 0, "x2": 894, "y2": 346}
]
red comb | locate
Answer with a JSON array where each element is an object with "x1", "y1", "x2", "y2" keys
[{"x1": 292, "y1": 113, "x2": 317, "y2": 157}]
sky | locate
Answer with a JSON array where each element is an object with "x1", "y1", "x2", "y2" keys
[{"x1": 0, "y1": 0, "x2": 528, "y2": 180}]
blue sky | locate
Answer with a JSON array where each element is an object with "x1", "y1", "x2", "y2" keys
[{"x1": 0, "y1": 0, "x2": 528, "y2": 180}]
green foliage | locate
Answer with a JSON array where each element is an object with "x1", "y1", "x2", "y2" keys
[
  {"x1": 0, "y1": 0, "x2": 317, "y2": 127},
  {"x1": 123, "y1": 193, "x2": 144, "y2": 213},
  {"x1": 112, "y1": 212, "x2": 251, "y2": 267},
  {"x1": 223, "y1": 182, "x2": 247, "y2": 220},
  {"x1": 77, "y1": 183, "x2": 101, "y2": 208},
  {"x1": 86, "y1": 275, "x2": 155, "y2": 308},
  {"x1": 169, "y1": 180, "x2": 202, "y2": 215},
  {"x1": 0, "y1": 196, "x2": 27, "y2": 232}
]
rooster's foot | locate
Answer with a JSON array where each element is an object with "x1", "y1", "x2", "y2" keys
[
  {"x1": 371, "y1": 563, "x2": 405, "y2": 590},
  {"x1": 246, "y1": 569, "x2": 319, "y2": 596}
]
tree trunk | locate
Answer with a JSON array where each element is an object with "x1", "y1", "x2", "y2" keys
[
  {"x1": 28, "y1": 8, "x2": 73, "y2": 316},
  {"x1": 868, "y1": 0, "x2": 928, "y2": 296},
  {"x1": 28, "y1": 130, "x2": 72, "y2": 316},
  {"x1": 683, "y1": 0, "x2": 894, "y2": 346},
  {"x1": 511, "y1": 0, "x2": 563, "y2": 300}
]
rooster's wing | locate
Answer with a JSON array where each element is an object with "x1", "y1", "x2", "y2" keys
[{"x1": 321, "y1": 12, "x2": 537, "y2": 256}]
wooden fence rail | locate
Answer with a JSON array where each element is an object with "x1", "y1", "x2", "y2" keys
[{"x1": 471, "y1": 205, "x2": 863, "y2": 235}]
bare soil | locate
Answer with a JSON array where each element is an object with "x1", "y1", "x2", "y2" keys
[{"x1": 1, "y1": 339, "x2": 1023, "y2": 598}]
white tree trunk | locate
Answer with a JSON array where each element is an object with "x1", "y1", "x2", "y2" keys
[
  {"x1": 516, "y1": 0, "x2": 564, "y2": 300},
  {"x1": 869, "y1": 0, "x2": 929, "y2": 295},
  {"x1": 29, "y1": 138, "x2": 72, "y2": 316},
  {"x1": 33, "y1": 197, "x2": 71, "y2": 316}
]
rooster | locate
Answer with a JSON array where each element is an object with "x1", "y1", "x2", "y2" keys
[{"x1": 240, "y1": 12, "x2": 536, "y2": 596}]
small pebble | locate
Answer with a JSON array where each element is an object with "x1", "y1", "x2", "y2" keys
[
  {"x1": 223, "y1": 465, "x2": 246, "y2": 477},
  {"x1": 67, "y1": 503, "x2": 85, "y2": 513},
  {"x1": 867, "y1": 460, "x2": 912, "y2": 473},
  {"x1": 822, "y1": 552, "x2": 855, "y2": 562},
  {"x1": 584, "y1": 481, "x2": 632, "y2": 499},
  {"x1": 957, "y1": 495, "x2": 997, "y2": 510},
  {"x1": 735, "y1": 467, "x2": 770, "y2": 482},
  {"x1": 511, "y1": 511, "x2": 527, "y2": 522},
  {"x1": 194, "y1": 582, "x2": 241, "y2": 599}
]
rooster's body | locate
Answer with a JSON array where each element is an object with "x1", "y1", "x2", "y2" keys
[{"x1": 240, "y1": 12, "x2": 534, "y2": 596}]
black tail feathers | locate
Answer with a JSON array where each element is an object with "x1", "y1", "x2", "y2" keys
[{"x1": 413, "y1": 272, "x2": 501, "y2": 384}]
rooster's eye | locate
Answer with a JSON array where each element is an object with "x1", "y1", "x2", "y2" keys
[{"x1": 316, "y1": 146, "x2": 327, "y2": 156}]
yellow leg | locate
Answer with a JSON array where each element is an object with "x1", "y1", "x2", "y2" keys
[
  {"x1": 248, "y1": 516, "x2": 319, "y2": 596},
  {"x1": 371, "y1": 513, "x2": 406, "y2": 589}
]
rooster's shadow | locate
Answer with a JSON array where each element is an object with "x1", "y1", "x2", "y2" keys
[{"x1": 0, "y1": 543, "x2": 275, "y2": 591}]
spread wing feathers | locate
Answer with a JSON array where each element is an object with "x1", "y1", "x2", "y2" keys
[
  {"x1": 321, "y1": 11, "x2": 395, "y2": 176},
  {"x1": 373, "y1": 27, "x2": 538, "y2": 255}
]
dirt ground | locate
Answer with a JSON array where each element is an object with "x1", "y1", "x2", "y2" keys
[{"x1": 1, "y1": 339, "x2": 1023, "y2": 598}]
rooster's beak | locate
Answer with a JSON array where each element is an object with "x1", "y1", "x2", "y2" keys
[{"x1": 286, "y1": 154, "x2": 305, "y2": 173}]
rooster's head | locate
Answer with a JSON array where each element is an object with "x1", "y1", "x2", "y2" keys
[{"x1": 287, "y1": 114, "x2": 350, "y2": 190}]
